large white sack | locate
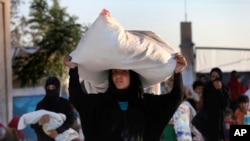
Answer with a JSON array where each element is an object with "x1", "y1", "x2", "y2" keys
[{"x1": 70, "y1": 9, "x2": 177, "y2": 93}]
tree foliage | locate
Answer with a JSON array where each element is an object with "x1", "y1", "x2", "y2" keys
[
  {"x1": 11, "y1": 0, "x2": 27, "y2": 47},
  {"x1": 11, "y1": 0, "x2": 22, "y2": 20},
  {"x1": 12, "y1": 0, "x2": 86, "y2": 87}
]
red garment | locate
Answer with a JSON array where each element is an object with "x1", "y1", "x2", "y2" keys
[
  {"x1": 0, "y1": 123, "x2": 4, "y2": 128},
  {"x1": 228, "y1": 76, "x2": 247, "y2": 101},
  {"x1": 8, "y1": 116, "x2": 25, "y2": 139}
]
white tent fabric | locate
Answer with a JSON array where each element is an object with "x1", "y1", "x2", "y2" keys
[
  {"x1": 195, "y1": 47, "x2": 250, "y2": 73},
  {"x1": 70, "y1": 9, "x2": 177, "y2": 93},
  {"x1": 18, "y1": 110, "x2": 79, "y2": 141}
]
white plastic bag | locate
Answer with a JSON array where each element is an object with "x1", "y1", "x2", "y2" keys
[{"x1": 70, "y1": 9, "x2": 177, "y2": 93}]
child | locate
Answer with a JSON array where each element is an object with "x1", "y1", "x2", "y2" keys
[
  {"x1": 224, "y1": 108, "x2": 235, "y2": 141},
  {"x1": 234, "y1": 95, "x2": 250, "y2": 125}
]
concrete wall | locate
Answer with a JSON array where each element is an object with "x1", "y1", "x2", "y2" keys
[{"x1": 179, "y1": 22, "x2": 195, "y2": 90}]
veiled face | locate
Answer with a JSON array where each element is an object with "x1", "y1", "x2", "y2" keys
[
  {"x1": 112, "y1": 69, "x2": 130, "y2": 89},
  {"x1": 46, "y1": 84, "x2": 56, "y2": 90}
]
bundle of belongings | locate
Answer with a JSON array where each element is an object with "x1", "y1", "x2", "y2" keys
[
  {"x1": 70, "y1": 9, "x2": 177, "y2": 93},
  {"x1": 18, "y1": 110, "x2": 79, "y2": 141}
]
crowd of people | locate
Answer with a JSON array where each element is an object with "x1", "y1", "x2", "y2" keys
[
  {"x1": 160, "y1": 68, "x2": 250, "y2": 141},
  {"x1": 1, "y1": 52, "x2": 187, "y2": 141},
  {"x1": 1, "y1": 57, "x2": 250, "y2": 141},
  {"x1": 0, "y1": 51, "x2": 249, "y2": 141}
]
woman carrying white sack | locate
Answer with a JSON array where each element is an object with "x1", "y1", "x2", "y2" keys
[
  {"x1": 64, "y1": 53, "x2": 186, "y2": 141},
  {"x1": 64, "y1": 9, "x2": 187, "y2": 141}
]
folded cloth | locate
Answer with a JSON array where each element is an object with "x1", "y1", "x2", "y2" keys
[
  {"x1": 18, "y1": 109, "x2": 79, "y2": 141},
  {"x1": 70, "y1": 9, "x2": 177, "y2": 93}
]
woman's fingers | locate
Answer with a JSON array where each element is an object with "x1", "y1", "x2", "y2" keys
[{"x1": 174, "y1": 53, "x2": 187, "y2": 73}]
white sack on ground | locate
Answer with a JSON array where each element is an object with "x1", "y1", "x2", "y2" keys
[
  {"x1": 70, "y1": 9, "x2": 177, "y2": 93},
  {"x1": 18, "y1": 109, "x2": 79, "y2": 141}
]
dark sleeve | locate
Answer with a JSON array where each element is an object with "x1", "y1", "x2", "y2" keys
[
  {"x1": 68, "y1": 67, "x2": 86, "y2": 111},
  {"x1": 217, "y1": 84, "x2": 230, "y2": 109},
  {"x1": 30, "y1": 122, "x2": 41, "y2": 132},
  {"x1": 144, "y1": 73, "x2": 183, "y2": 132},
  {"x1": 156, "y1": 73, "x2": 184, "y2": 111},
  {"x1": 56, "y1": 101, "x2": 76, "y2": 134},
  {"x1": 162, "y1": 73, "x2": 183, "y2": 116},
  {"x1": 168, "y1": 72, "x2": 184, "y2": 107}
]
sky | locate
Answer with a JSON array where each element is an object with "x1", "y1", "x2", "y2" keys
[{"x1": 20, "y1": 0, "x2": 250, "y2": 51}]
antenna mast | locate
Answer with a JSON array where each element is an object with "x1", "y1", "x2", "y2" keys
[{"x1": 184, "y1": 0, "x2": 188, "y2": 21}]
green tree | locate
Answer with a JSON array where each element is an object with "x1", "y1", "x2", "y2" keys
[{"x1": 12, "y1": 0, "x2": 86, "y2": 87}]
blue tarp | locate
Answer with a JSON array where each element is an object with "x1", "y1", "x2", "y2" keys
[{"x1": 13, "y1": 95, "x2": 43, "y2": 140}]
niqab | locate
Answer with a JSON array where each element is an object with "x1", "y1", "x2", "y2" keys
[{"x1": 43, "y1": 76, "x2": 60, "y2": 104}]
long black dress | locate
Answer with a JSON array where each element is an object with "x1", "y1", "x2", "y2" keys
[
  {"x1": 68, "y1": 68, "x2": 184, "y2": 141},
  {"x1": 192, "y1": 81, "x2": 230, "y2": 141}
]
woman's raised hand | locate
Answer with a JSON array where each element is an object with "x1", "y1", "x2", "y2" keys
[
  {"x1": 174, "y1": 53, "x2": 187, "y2": 73},
  {"x1": 63, "y1": 55, "x2": 78, "y2": 69}
]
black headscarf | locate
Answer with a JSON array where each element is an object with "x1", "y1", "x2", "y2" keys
[
  {"x1": 105, "y1": 70, "x2": 144, "y2": 103},
  {"x1": 105, "y1": 70, "x2": 145, "y2": 135},
  {"x1": 43, "y1": 76, "x2": 61, "y2": 104},
  {"x1": 210, "y1": 67, "x2": 223, "y2": 80}
]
